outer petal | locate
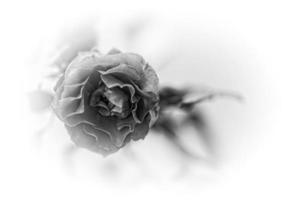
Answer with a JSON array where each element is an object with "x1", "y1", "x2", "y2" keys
[
  {"x1": 130, "y1": 114, "x2": 151, "y2": 141},
  {"x1": 65, "y1": 124, "x2": 119, "y2": 155},
  {"x1": 102, "y1": 62, "x2": 159, "y2": 94},
  {"x1": 65, "y1": 105, "x2": 133, "y2": 148},
  {"x1": 64, "y1": 49, "x2": 159, "y2": 94}
]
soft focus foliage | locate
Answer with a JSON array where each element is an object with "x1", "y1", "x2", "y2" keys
[{"x1": 28, "y1": 90, "x2": 53, "y2": 113}]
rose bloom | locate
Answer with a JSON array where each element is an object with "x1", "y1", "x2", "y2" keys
[{"x1": 52, "y1": 49, "x2": 159, "y2": 155}]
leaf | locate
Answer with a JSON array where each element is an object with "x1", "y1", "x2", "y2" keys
[
  {"x1": 158, "y1": 86, "x2": 243, "y2": 111},
  {"x1": 180, "y1": 89, "x2": 243, "y2": 110}
]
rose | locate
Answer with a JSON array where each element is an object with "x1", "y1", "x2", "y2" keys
[{"x1": 52, "y1": 49, "x2": 159, "y2": 155}]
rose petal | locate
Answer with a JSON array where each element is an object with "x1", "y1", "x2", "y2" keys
[
  {"x1": 65, "y1": 51, "x2": 103, "y2": 76},
  {"x1": 89, "y1": 86, "x2": 105, "y2": 106},
  {"x1": 100, "y1": 74, "x2": 137, "y2": 103},
  {"x1": 141, "y1": 63, "x2": 159, "y2": 93},
  {"x1": 149, "y1": 103, "x2": 160, "y2": 127},
  {"x1": 83, "y1": 124, "x2": 119, "y2": 153},
  {"x1": 65, "y1": 107, "x2": 132, "y2": 148},
  {"x1": 66, "y1": 124, "x2": 118, "y2": 155},
  {"x1": 61, "y1": 83, "x2": 85, "y2": 99},
  {"x1": 64, "y1": 68, "x2": 92, "y2": 85},
  {"x1": 117, "y1": 115, "x2": 136, "y2": 132},
  {"x1": 130, "y1": 114, "x2": 151, "y2": 141},
  {"x1": 103, "y1": 87, "x2": 128, "y2": 109},
  {"x1": 66, "y1": 51, "x2": 159, "y2": 95},
  {"x1": 94, "y1": 53, "x2": 145, "y2": 71},
  {"x1": 135, "y1": 98, "x2": 150, "y2": 122},
  {"x1": 104, "y1": 63, "x2": 141, "y2": 82},
  {"x1": 102, "y1": 63, "x2": 158, "y2": 94},
  {"x1": 54, "y1": 75, "x2": 64, "y2": 91}
]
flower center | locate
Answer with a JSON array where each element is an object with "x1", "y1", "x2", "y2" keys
[{"x1": 89, "y1": 84, "x2": 130, "y2": 118}]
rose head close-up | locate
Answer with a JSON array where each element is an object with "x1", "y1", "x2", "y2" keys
[{"x1": 52, "y1": 49, "x2": 160, "y2": 155}]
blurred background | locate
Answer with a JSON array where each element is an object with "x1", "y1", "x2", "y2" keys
[{"x1": 0, "y1": 0, "x2": 300, "y2": 199}]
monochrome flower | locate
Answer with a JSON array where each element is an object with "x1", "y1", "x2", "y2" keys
[{"x1": 52, "y1": 49, "x2": 159, "y2": 155}]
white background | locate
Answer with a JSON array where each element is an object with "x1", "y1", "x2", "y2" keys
[{"x1": 0, "y1": 0, "x2": 300, "y2": 199}]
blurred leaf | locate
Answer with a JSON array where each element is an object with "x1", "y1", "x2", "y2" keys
[
  {"x1": 159, "y1": 86, "x2": 242, "y2": 111},
  {"x1": 28, "y1": 90, "x2": 53, "y2": 113},
  {"x1": 180, "y1": 90, "x2": 243, "y2": 111}
]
